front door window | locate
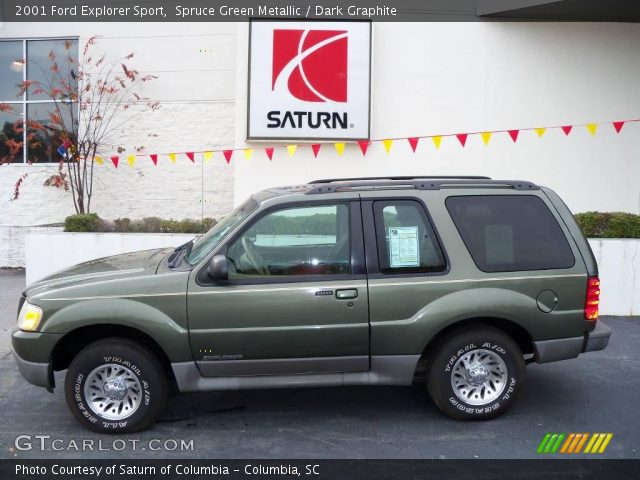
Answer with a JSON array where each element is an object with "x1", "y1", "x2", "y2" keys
[{"x1": 226, "y1": 204, "x2": 351, "y2": 278}]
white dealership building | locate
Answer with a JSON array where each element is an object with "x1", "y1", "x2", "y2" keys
[{"x1": 1, "y1": 10, "x2": 639, "y2": 274}]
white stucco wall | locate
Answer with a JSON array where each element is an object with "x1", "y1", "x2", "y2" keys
[
  {"x1": 234, "y1": 22, "x2": 640, "y2": 215},
  {"x1": 23, "y1": 232, "x2": 640, "y2": 316},
  {"x1": 0, "y1": 22, "x2": 237, "y2": 226},
  {"x1": 25, "y1": 231, "x2": 195, "y2": 285}
]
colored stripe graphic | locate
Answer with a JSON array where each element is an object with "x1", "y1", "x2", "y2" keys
[
  {"x1": 538, "y1": 433, "x2": 613, "y2": 454},
  {"x1": 585, "y1": 433, "x2": 614, "y2": 454},
  {"x1": 537, "y1": 433, "x2": 565, "y2": 453}
]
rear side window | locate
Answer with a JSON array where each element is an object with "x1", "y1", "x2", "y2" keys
[
  {"x1": 446, "y1": 195, "x2": 575, "y2": 272},
  {"x1": 373, "y1": 200, "x2": 446, "y2": 274}
]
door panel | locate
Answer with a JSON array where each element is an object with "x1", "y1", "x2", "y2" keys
[{"x1": 187, "y1": 200, "x2": 369, "y2": 377}]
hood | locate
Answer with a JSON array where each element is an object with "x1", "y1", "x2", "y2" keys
[{"x1": 24, "y1": 248, "x2": 173, "y2": 298}]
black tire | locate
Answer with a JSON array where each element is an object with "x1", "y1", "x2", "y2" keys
[
  {"x1": 426, "y1": 326, "x2": 526, "y2": 420},
  {"x1": 64, "y1": 338, "x2": 167, "y2": 433}
]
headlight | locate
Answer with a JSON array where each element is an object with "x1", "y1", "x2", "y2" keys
[{"x1": 17, "y1": 301, "x2": 43, "y2": 332}]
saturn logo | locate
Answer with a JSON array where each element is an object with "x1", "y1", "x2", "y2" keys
[{"x1": 272, "y1": 29, "x2": 348, "y2": 103}]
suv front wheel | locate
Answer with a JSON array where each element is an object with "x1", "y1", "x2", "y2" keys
[
  {"x1": 64, "y1": 338, "x2": 167, "y2": 433},
  {"x1": 426, "y1": 326, "x2": 526, "y2": 420}
]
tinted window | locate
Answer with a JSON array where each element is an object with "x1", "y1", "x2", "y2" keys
[
  {"x1": 373, "y1": 200, "x2": 446, "y2": 274},
  {"x1": 227, "y1": 204, "x2": 350, "y2": 278},
  {"x1": 446, "y1": 195, "x2": 575, "y2": 272}
]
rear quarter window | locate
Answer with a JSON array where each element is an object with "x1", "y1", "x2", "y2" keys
[{"x1": 445, "y1": 195, "x2": 575, "y2": 273}]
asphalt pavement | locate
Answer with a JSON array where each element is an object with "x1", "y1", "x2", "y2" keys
[{"x1": 0, "y1": 269, "x2": 638, "y2": 459}]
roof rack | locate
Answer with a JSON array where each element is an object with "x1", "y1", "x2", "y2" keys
[
  {"x1": 309, "y1": 176, "x2": 492, "y2": 184},
  {"x1": 306, "y1": 177, "x2": 539, "y2": 194}
]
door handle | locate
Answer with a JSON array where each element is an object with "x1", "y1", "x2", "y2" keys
[{"x1": 336, "y1": 289, "x2": 358, "y2": 299}]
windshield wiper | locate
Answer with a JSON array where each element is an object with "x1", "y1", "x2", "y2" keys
[{"x1": 168, "y1": 239, "x2": 194, "y2": 268}]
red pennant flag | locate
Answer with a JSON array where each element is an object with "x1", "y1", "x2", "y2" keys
[
  {"x1": 358, "y1": 141, "x2": 370, "y2": 156},
  {"x1": 150, "y1": 154, "x2": 158, "y2": 165},
  {"x1": 223, "y1": 150, "x2": 233, "y2": 164},
  {"x1": 264, "y1": 147, "x2": 274, "y2": 160},
  {"x1": 186, "y1": 152, "x2": 195, "y2": 162},
  {"x1": 110, "y1": 156, "x2": 119, "y2": 169},
  {"x1": 456, "y1": 134, "x2": 468, "y2": 147},
  {"x1": 311, "y1": 144, "x2": 321, "y2": 158},
  {"x1": 408, "y1": 137, "x2": 419, "y2": 152},
  {"x1": 508, "y1": 129, "x2": 520, "y2": 143},
  {"x1": 561, "y1": 125, "x2": 573, "y2": 136},
  {"x1": 613, "y1": 121, "x2": 625, "y2": 133}
]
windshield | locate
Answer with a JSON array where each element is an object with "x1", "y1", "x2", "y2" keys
[{"x1": 186, "y1": 197, "x2": 259, "y2": 265}]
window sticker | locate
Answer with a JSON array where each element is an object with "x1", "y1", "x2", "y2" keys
[{"x1": 389, "y1": 226, "x2": 420, "y2": 267}]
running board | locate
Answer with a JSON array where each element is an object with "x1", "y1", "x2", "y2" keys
[{"x1": 171, "y1": 356, "x2": 420, "y2": 393}]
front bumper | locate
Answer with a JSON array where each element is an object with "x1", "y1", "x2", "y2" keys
[
  {"x1": 13, "y1": 351, "x2": 51, "y2": 389},
  {"x1": 534, "y1": 320, "x2": 612, "y2": 363},
  {"x1": 12, "y1": 329, "x2": 62, "y2": 391}
]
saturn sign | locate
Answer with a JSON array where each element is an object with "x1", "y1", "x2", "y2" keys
[{"x1": 248, "y1": 20, "x2": 371, "y2": 141}]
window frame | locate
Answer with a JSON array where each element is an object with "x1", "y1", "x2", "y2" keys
[
  {"x1": 445, "y1": 194, "x2": 576, "y2": 273},
  {"x1": 0, "y1": 37, "x2": 79, "y2": 164},
  {"x1": 362, "y1": 196, "x2": 450, "y2": 278},
  {"x1": 197, "y1": 199, "x2": 366, "y2": 286}
]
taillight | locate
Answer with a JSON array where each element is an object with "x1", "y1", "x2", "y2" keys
[{"x1": 584, "y1": 276, "x2": 600, "y2": 321}]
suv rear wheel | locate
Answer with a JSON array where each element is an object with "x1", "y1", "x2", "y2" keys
[
  {"x1": 426, "y1": 326, "x2": 526, "y2": 420},
  {"x1": 64, "y1": 338, "x2": 167, "y2": 433}
]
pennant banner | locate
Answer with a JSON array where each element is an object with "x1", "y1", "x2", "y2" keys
[
  {"x1": 311, "y1": 144, "x2": 321, "y2": 158},
  {"x1": 92, "y1": 118, "x2": 637, "y2": 168}
]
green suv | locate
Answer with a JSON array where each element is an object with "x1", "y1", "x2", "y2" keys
[{"x1": 13, "y1": 176, "x2": 611, "y2": 432}]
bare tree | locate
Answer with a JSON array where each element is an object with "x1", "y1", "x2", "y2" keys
[{"x1": 1, "y1": 36, "x2": 160, "y2": 213}]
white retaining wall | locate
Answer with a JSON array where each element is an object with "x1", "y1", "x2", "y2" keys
[{"x1": 23, "y1": 232, "x2": 640, "y2": 316}]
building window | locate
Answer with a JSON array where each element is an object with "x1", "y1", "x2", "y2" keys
[{"x1": 0, "y1": 38, "x2": 78, "y2": 164}]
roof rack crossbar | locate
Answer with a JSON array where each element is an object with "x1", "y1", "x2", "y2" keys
[
  {"x1": 305, "y1": 178, "x2": 539, "y2": 194},
  {"x1": 309, "y1": 176, "x2": 492, "y2": 184}
]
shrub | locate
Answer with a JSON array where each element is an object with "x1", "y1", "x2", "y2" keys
[
  {"x1": 64, "y1": 215, "x2": 217, "y2": 234},
  {"x1": 574, "y1": 212, "x2": 640, "y2": 238},
  {"x1": 64, "y1": 213, "x2": 103, "y2": 232}
]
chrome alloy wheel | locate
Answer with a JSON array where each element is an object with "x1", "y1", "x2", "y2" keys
[
  {"x1": 450, "y1": 349, "x2": 508, "y2": 406},
  {"x1": 84, "y1": 363, "x2": 143, "y2": 421}
]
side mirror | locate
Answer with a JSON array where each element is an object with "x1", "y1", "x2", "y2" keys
[{"x1": 206, "y1": 254, "x2": 228, "y2": 282}]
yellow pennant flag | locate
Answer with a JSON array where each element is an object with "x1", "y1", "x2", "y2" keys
[
  {"x1": 334, "y1": 142, "x2": 345, "y2": 156},
  {"x1": 586, "y1": 123, "x2": 598, "y2": 136},
  {"x1": 286, "y1": 145, "x2": 297, "y2": 157},
  {"x1": 432, "y1": 136, "x2": 442, "y2": 150},
  {"x1": 382, "y1": 139, "x2": 393, "y2": 154},
  {"x1": 94, "y1": 155, "x2": 104, "y2": 165},
  {"x1": 168, "y1": 153, "x2": 177, "y2": 163},
  {"x1": 127, "y1": 155, "x2": 135, "y2": 167},
  {"x1": 480, "y1": 132, "x2": 492, "y2": 146},
  {"x1": 203, "y1": 151, "x2": 213, "y2": 163},
  {"x1": 535, "y1": 128, "x2": 546, "y2": 138},
  {"x1": 244, "y1": 148, "x2": 253, "y2": 160}
]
